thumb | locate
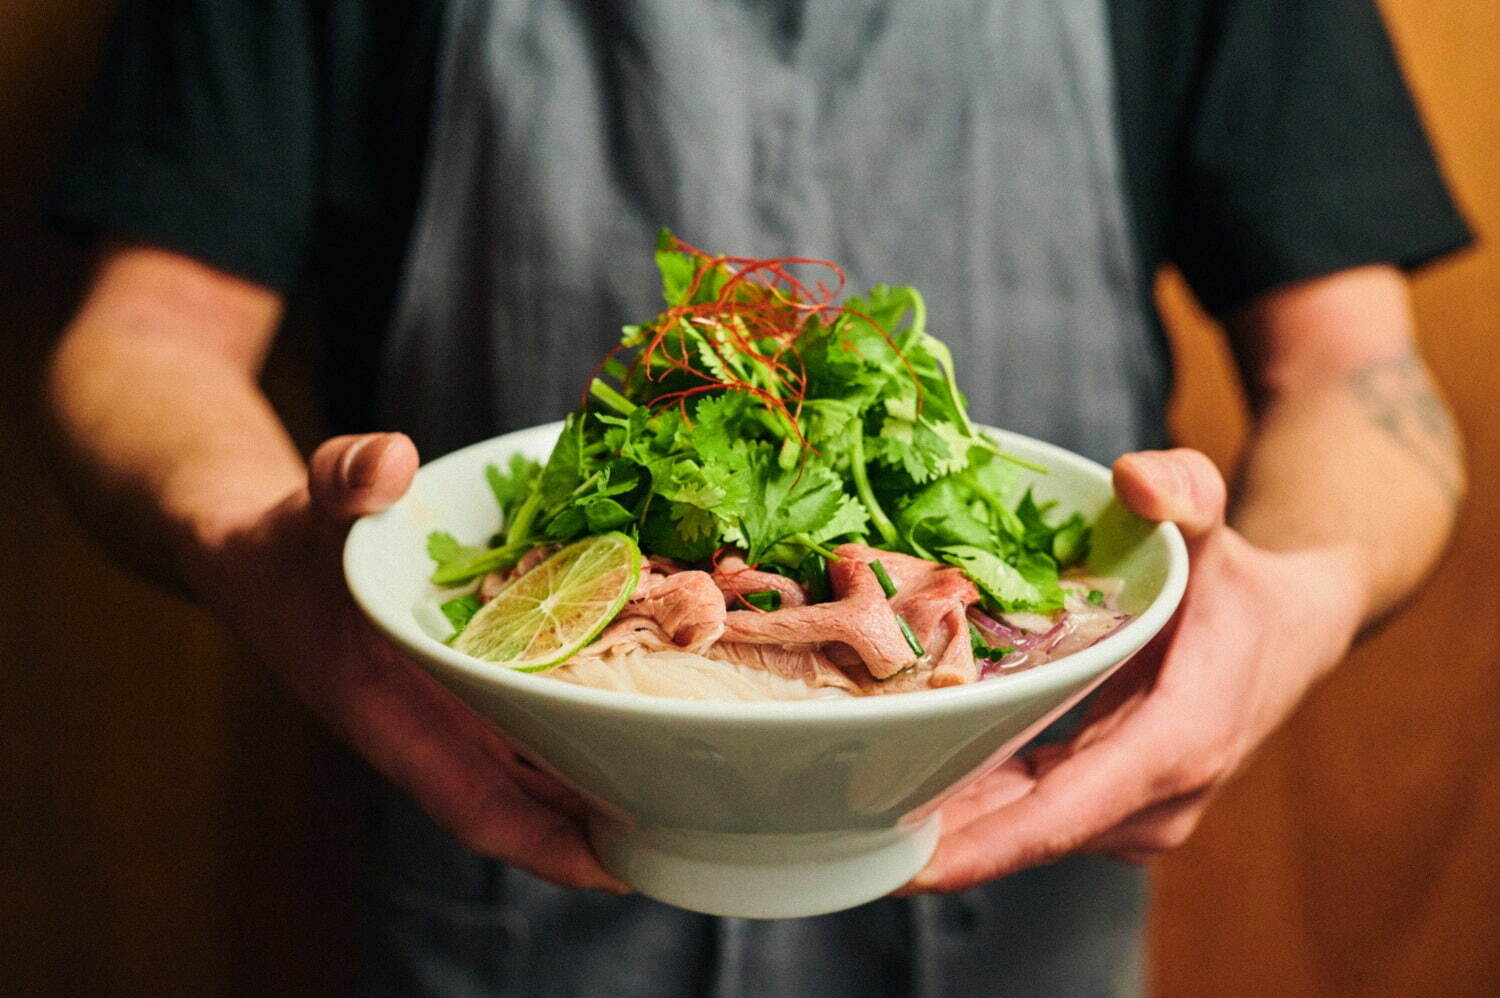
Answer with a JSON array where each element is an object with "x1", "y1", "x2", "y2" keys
[
  {"x1": 1111, "y1": 448, "x2": 1226, "y2": 542},
  {"x1": 307, "y1": 433, "x2": 420, "y2": 529}
]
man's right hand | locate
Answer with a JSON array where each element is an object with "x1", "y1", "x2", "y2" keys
[{"x1": 186, "y1": 431, "x2": 628, "y2": 893}]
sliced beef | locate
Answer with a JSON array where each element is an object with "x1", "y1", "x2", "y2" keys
[
  {"x1": 711, "y1": 553, "x2": 808, "y2": 609},
  {"x1": 479, "y1": 570, "x2": 507, "y2": 602},
  {"x1": 551, "y1": 648, "x2": 853, "y2": 701},
  {"x1": 616, "y1": 569, "x2": 725, "y2": 653},
  {"x1": 930, "y1": 613, "x2": 979, "y2": 685},
  {"x1": 563, "y1": 543, "x2": 992, "y2": 697},
  {"x1": 869, "y1": 548, "x2": 949, "y2": 591},
  {"x1": 580, "y1": 617, "x2": 679, "y2": 661},
  {"x1": 847, "y1": 662, "x2": 933, "y2": 696},
  {"x1": 708, "y1": 642, "x2": 860, "y2": 694},
  {"x1": 720, "y1": 543, "x2": 915, "y2": 678},
  {"x1": 514, "y1": 545, "x2": 555, "y2": 576},
  {"x1": 889, "y1": 562, "x2": 981, "y2": 687},
  {"x1": 813, "y1": 545, "x2": 981, "y2": 687},
  {"x1": 647, "y1": 554, "x2": 689, "y2": 575}
]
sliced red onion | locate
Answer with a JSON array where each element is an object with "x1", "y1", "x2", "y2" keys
[
  {"x1": 978, "y1": 603, "x2": 1131, "y2": 678},
  {"x1": 1001, "y1": 610, "x2": 1057, "y2": 634},
  {"x1": 988, "y1": 648, "x2": 1034, "y2": 675},
  {"x1": 966, "y1": 607, "x2": 1021, "y2": 645}
]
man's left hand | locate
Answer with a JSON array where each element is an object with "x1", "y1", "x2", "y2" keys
[{"x1": 901, "y1": 447, "x2": 1367, "y2": 891}]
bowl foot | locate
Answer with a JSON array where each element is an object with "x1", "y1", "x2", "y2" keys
[{"x1": 587, "y1": 814, "x2": 940, "y2": 919}]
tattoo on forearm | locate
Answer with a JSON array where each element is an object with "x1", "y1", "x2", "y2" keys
[{"x1": 1347, "y1": 348, "x2": 1464, "y2": 506}]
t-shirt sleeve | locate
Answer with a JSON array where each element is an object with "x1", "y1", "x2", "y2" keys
[
  {"x1": 46, "y1": 0, "x2": 320, "y2": 292},
  {"x1": 1167, "y1": 0, "x2": 1472, "y2": 316}
]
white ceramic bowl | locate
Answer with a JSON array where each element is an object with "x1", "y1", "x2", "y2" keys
[{"x1": 345, "y1": 423, "x2": 1188, "y2": 918}]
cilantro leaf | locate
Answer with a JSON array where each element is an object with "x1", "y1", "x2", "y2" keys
[
  {"x1": 440, "y1": 594, "x2": 482, "y2": 636},
  {"x1": 640, "y1": 502, "x2": 719, "y2": 562},
  {"x1": 670, "y1": 501, "x2": 719, "y2": 542},
  {"x1": 428, "y1": 530, "x2": 515, "y2": 585},
  {"x1": 798, "y1": 398, "x2": 861, "y2": 449},
  {"x1": 581, "y1": 496, "x2": 635, "y2": 532},
  {"x1": 539, "y1": 413, "x2": 586, "y2": 507},
  {"x1": 1014, "y1": 490, "x2": 1090, "y2": 567},
  {"x1": 655, "y1": 232, "x2": 698, "y2": 304},
  {"x1": 427, "y1": 530, "x2": 466, "y2": 566},
  {"x1": 941, "y1": 544, "x2": 1063, "y2": 613},
  {"x1": 1051, "y1": 515, "x2": 1090, "y2": 567},
  {"x1": 736, "y1": 451, "x2": 867, "y2": 562},
  {"x1": 893, "y1": 475, "x2": 997, "y2": 552},
  {"x1": 653, "y1": 228, "x2": 725, "y2": 305},
  {"x1": 689, "y1": 394, "x2": 754, "y2": 467},
  {"x1": 865, "y1": 398, "x2": 970, "y2": 483},
  {"x1": 485, "y1": 454, "x2": 541, "y2": 518}
]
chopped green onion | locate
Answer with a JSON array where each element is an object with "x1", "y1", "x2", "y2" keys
[
  {"x1": 967, "y1": 619, "x2": 1014, "y2": 662},
  {"x1": 743, "y1": 590, "x2": 782, "y2": 612},
  {"x1": 1087, "y1": 588, "x2": 1105, "y2": 606},
  {"x1": 800, "y1": 553, "x2": 830, "y2": 604},
  {"x1": 870, "y1": 559, "x2": 898, "y2": 598},
  {"x1": 896, "y1": 612, "x2": 925, "y2": 657}
]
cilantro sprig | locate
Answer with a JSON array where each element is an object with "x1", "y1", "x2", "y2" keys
[{"x1": 428, "y1": 231, "x2": 1090, "y2": 614}]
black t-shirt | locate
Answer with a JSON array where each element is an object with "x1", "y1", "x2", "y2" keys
[{"x1": 50, "y1": 0, "x2": 1470, "y2": 431}]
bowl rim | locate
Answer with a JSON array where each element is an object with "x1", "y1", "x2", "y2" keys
[{"x1": 345, "y1": 425, "x2": 1188, "y2": 724}]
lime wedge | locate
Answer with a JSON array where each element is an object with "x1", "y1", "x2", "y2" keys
[{"x1": 452, "y1": 532, "x2": 642, "y2": 672}]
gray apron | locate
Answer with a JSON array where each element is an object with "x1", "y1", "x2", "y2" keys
[{"x1": 366, "y1": 1, "x2": 1167, "y2": 995}]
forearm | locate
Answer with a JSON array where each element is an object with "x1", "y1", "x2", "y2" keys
[
  {"x1": 44, "y1": 248, "x2": 302, "y2": 590},
  {"x1": 1226, "y1": 269, "x2": 1464, "y2": 629}
]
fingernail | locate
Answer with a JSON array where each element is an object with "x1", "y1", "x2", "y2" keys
[
  {"x1": 340, "y1": 434, "x2": 395, "y2": 490},
  {"x1": 1146, "y1": 452, "x2": 1186, "y2": 494}
]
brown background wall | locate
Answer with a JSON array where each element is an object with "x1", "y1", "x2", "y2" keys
[
  {"x1": 2, "y1": 2, "x2": 1495, "y2": 994},
  {"x1": 1148, "y1": 5, "x2": 1500, "y2": 995}
]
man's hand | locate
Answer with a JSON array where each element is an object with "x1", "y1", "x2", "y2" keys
[
  {"x1": 902, "y1": 447, "x2": 1366, "y2": 891},
  {"x1": 188, "y1": 431, "x2": 629, "y2": 893},
  {"x1": 900, "y1": 266, "x2": 1463, "y2": 892},
  {"x1": 48, "y1": 247, "x2": 626, "y2": 893}
]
